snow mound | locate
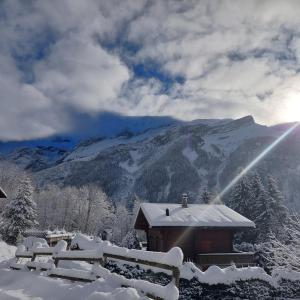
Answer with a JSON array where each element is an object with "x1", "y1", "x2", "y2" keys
[
  {"x1": 0, "y1": 241, "x2": 16, "y2": 262},
  {"x1": 53, "y1": 240, "x2": 68, "y2": 254},
  {"x1": 272, "y1": 268, "x2": 300, "y2": 282},
  {"x1": 180, "y1": 262, "x2": 300, "y2": 286},
  {"x1": 92, "y1": 264, "x2": 178, "y2": 300},
  {"x1": 71, "y1": 233, "x2": 102, "y2": 250},
  {"x1": 23, "y1": 236, "x2": 49, "y2": 250},
  {"x1": 0, "y1": 268, "x2": 145, "y2": 299},
  {"x1": 71, "y1": 233, "x2": 184, "y2": 268},
  {"x1": 105, "y1": 245, "x2": 183, "y2": 268}
]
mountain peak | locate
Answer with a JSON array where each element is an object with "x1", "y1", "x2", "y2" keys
[
  {"x1": 233, "y1": 115, "x2": 255, "y2": 126},
  {"x1": 238, "y1": 115, "x2": 255, "y2": 122}
]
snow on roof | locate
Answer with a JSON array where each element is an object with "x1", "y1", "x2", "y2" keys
[{"x1": 140, "y1": 203, "x2": 255, "y2": 228}]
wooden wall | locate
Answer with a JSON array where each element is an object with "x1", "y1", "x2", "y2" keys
[{"x1": 147, "y1": 227, "x2": 234, "y2": 260}]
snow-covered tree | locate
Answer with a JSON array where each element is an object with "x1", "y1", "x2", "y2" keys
[
  {"x1": 200, "y1": 188, "x2": 212, "y2": 204},
  {"x1": 112, "y1": 204, "x2": 130, "y2": 245},
  {"x1": 0, "y1": 161, "x2": 27, "y2": 210},
  {"x1": 229, "y1": 173, "x2": 281, "y2": 243},
  {"x1": 35, "y1": 184, "x2": 114, "y2": 236},
  {"x1": 250, "y1": 174, "x2": 275, "y2": 242},
  {"x1": 1, "y1": 176, "x2": 38, "y2": 244},
  {"x1": 35, "y1": 184, "x2": 59, "y2": 229},
  {"x1": 250, "y1": 174, "x2": 291, "y2": 243},
  {"x1": 266, "y1": 175, "x2": 289, "y2": 236},
  {"x1": 128, "y1": 194, "x2": 142, "y2": 229},
  {"x1": 85, "y1": 185, "x2": 114, "y2": 236},
  {"x1": 228, "y1": 175, "x2": 255, "y2": 243},
  {"x1": 121, "y1": 230, "x2": 141, "y2": 249},
  {"x1": 201, "y1": 188, "x2": 222, "y2": 204},
  {"x1": 228, "y1": 175, "x2": 253, "y2": 218},
  {"x1": 81, "y1": 185, "x2": 112, "y2": 234},
  {"x1": 257, "y1": 213, "x2": 300, "y2": 271}
]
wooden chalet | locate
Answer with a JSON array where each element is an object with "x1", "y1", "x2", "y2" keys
[
  {"x1": 0, "y1": 186, "x2": 7, "y2": 198},
  {"x1": 134, "y1": 195, "x2": 255, "y2": 268}
]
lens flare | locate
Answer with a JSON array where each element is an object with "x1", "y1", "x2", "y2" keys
[
  {"x1": 173, "y1": 121, "x2": 299, "y2": 249},
  {"x1": 217, "y1": 121, "x2": 299, "y2": 200}
]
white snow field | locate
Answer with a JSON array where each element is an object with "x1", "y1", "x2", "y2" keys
[
  {"x1": 0, "y1": 269, "x2": 145, "y2": 300},
  {"x1": 0, "y1": 241, "x2": 147, "y2": 300},
  {"x1": 0, "y1": 238, "x2": 299, "y2": 299},
  {"x1": 0, "y1": 236, "x2": 182, "y2": 300}
]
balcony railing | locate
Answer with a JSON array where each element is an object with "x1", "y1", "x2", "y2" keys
[{"x1": 196, "y1": 252, "x2": 255, "y2": 268}]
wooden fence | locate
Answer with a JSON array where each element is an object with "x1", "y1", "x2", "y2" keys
[
  {"x1": 10, "y1": 241, "x2": 182, "y2": 300},
  {"x1": 196, "y1": 252, "x2": 255, "y2": 269}
]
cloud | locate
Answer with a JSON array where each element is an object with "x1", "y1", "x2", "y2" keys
[
  {"x1": 1, "y1": 0, "x2": 300, "y2": 140},
  {"x1": 34, "y1": 32, "x2": 130, "y2": 112},
  {"x1": 0, "y1": 0, "x2": 134, "y2": 140},
  {"x1": 125, "y1": 0, "x2": 300, "y2": 124}
]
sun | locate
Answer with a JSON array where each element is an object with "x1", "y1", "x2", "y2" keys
[{"x1": 283, "y1": 96, "x2": 300, "y2": 122}]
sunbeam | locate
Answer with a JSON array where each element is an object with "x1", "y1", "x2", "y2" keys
[
  {"x1": 173, "y1": 121, "x2": 300, "y2": 250},
  {"x1": 217, "y1": 121, "x2": 300, "y2": 200}
]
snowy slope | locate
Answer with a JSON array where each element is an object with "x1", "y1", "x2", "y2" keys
[{"x1": 1, "y1": 116, "x2": 300, "y2": 210}]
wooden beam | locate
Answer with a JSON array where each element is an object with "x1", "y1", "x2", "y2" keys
[
  {"x1": 103, "y1": 253, "x2": 180, "y2": 287},
  {"x1": 49, "y1": 274, "x2": 94, "y2": 282}
]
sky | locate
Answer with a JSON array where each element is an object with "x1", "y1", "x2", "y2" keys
[{"x1": 1, "y1": 0, "x2": 300, "y2": 141}]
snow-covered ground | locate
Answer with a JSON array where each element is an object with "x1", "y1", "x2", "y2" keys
[
  {"x1": 0, "y1": 241, "x2": 147, "y2": 300},
  {"x1": 0, "y1": 242, "x2": 16, "y2": 262},
  {"x1": 0, "y1": 269, "x2": 145, "y2": 300},
  {"x1": 0, "y1": 239, "x2": 299, "y2": 299}
]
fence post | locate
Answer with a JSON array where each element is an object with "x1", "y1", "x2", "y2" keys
[
  {"x1": 172, "y1": 267, "x2": 180, "y2": 287},
  {"x1": 54, "y1": 258, "x2": 59, "y2": 267},
  {"x1": 31, "y1": 253, "x2": 36, "y2": 262},
  {"x1": 101, "y1": 255, "x2": 107, "y2": 267}
]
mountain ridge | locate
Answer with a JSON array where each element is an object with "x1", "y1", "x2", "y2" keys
[{"x1": 1, "y1": 115, "x2": 299, "y2": 211}]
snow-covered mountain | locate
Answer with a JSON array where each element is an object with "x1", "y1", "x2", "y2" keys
[
  {"x1": 1, "y1": 116, "x2": 300, "y2": 210},
  {"x1": 0, "y1": 113, "x2": 178, "y2": 171}
]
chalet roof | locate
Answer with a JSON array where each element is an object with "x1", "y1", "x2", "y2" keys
[
  {"x1": 0, "y1": 187, "x2": 6, "y2": 198},
  {"x1": 138, "y1": 203, "x2": 255, "y2": 228}
]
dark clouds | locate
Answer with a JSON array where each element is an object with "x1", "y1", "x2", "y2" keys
[{"x1": 1, "y1": 0, "x2": 300, "y2": 140}]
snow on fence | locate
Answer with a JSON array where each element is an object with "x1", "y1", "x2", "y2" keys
[
  {"x1": 11, "y1": 241, "x2": 55, "y2": 271},
  {"x1": 11, "y1": 235, "x2": 183, "y2": 300}
]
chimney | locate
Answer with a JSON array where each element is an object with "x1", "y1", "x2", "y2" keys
[
  {"x1": 166, "y1": 208, "x2": 170, "y2": 216},
  {"x1": 181, "y1": 193, "x2": 188, "y2": 208}
]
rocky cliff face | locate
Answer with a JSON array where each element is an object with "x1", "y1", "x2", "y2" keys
[{"x1": 1, "y1": 116, "x2": 300, "y2": 210}]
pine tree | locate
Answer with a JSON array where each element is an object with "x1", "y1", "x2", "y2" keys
[
  {"x1": 200, "y1": 188, "x2": 212, "y2": 204},
  {"x1": 121, "y1": 230, "x2": 141, "y2": 249},
  {"x1": 250, "y1": 174, "x2": 275, "y2": 243},
  {"x1": 228, "y1": 175, "x2": 253, "y2": 218},
  {"x1": 201, "y1": 188, "x2": 223, "y2": 204},
  {"x1": 229, "y1": 175, "x2": 254, "y2": 243},
  {"x1": 96, "y1": 190, "x2": 114, "y2": 236},
  {"x1": 129, "y1": 194, "x2": 141, "y2": 229},
  {"x1": 266, "y1": 175, "x2": 289, "y2": 236},
  {"x1": 112, "y1": 204, "x2": 130, "y2": 245},
  {"x1": 2, "y1": 177, "x2": 38, "y2": 244},
  {"x1": 257, "y1": 213, "x2": 300, "y2": 271}
]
